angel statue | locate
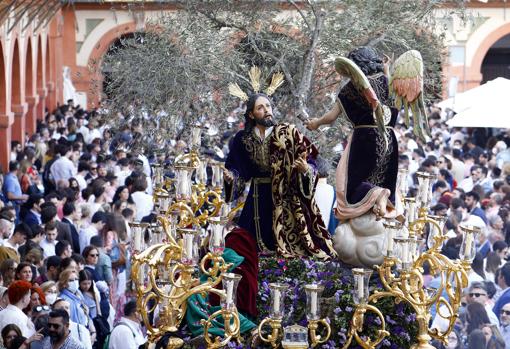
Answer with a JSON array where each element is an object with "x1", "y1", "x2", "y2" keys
[{"x1": 305, "y1": 47, "x2": 429, "y2": 268}]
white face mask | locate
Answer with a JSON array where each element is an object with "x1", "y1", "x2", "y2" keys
[
  {"x1": 67, "y1": 280, "x2": 79, "y2": 293},
  {"x1": 45, "y1": 293, "x2": 57, "y2": 305}
]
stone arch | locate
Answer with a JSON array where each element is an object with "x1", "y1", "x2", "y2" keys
[
  {"x1": 469, "y1": 21, "x2": 510, "y2": 85},
  {"x1": 84, "y1": 22, "x2": 137, "y2": 107},
  {"x1": 11, "y1": 39, "x2": 26, "y2": 142}
]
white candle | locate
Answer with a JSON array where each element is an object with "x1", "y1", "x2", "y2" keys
[
  {"x1": 386, "y1": 230, "x2": 394, "y2": 254},
  {"x1": 273, "y1": 289, "x2": 281, "y2": 314},
  {"x1": 185, "y1": 236, "x2": 193, "y2": 260},
  {"x1": 357, "y1": 274, "x2": 364, "y2": 301},
  {"x1": 213, "y1": 228, "x2": 221, "y2": 247},
  {"x1": 409, "y1": 201, "x2": 416, "y2": 223},
  {"x1": 464, "y1": 233, "x2": 473, "y2": 256},
  {"x1": 311, "y1": 290, "x2": 317, "y2": 316},
  {"x1": 226, "y1": 281, "x2": 234, "y2": 305},
  {"x1": 402, "y1": 241, "x2": 409, "y2": 264},
  {"x1": 420, "y1": 178, "x2": 429, "y2": 205},
  {"x1": 134, "y1": 228, "x2": 142, "y2": 251}
]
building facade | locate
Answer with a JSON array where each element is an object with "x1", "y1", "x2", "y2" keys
[{"x1": 0, "y1": 1, "x2": 509, "y2": 169}]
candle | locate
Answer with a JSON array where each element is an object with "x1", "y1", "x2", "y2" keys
[
  {"x1": 213, "y1": 228, "x2": 221, "y2": 247},
  {"x1": 185, "y1": 236, "x2": 193, "y2": 260},
  {"x1": 408, "y1": 201, "x2": 416, "y2": 223},
  {"x1": 464, "y1": 233, "x2": 473, "y2": 256},
  {"x1": 386, "y1": 230, "x2": 394, "y2": 254},
  {"x1": 226, "y1": 281, "x2": 234, "y2": 305},
  {"x1": 273, "y1": 289, "x2": 281, "y2": 314},
  {"x1": 134, "y1": 228, "x2": 142, "y2": 251},
  {"x1": 310, "y1": 289, "x2": 317, "y2": 316},
  {"x1": 402, "y1": 241, "x2": 409, "y2": 264},
  {"x1": 357, "y1": 274, "x2": 364, "y2": 301}
]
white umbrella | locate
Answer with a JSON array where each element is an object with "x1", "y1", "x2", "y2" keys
[
  {"x1": 446, "y1": 102, "x2": 510, "y2": 128},
  {"x1": 437, "y1": 77, "x2": 510, "y2": 113}
]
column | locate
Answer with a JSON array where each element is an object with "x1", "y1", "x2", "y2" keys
[
  {"x1": 25, "y1": 95, "x2": 39, "y2": 136},
  {"x1": 11, "y1": 103, "x2": 28, "y2": 143},
  {"x1": 0, "y1": 113, "x2": 13, "y2": 171}
]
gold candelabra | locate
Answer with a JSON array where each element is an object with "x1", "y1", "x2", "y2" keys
[
  {"x1": 130, "y1": 126, "x2": 242, "y2": 349},
  {"x1": 258, "y1": 283, "x2": 331, "y2": 348},
  {"x1": 341, "y1": 170, "x2": 480, "y2": 349}
]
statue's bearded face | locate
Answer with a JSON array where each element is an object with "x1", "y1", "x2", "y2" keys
[{"x1": 250, "y1": 96, "x2": 275, "y2": 127}]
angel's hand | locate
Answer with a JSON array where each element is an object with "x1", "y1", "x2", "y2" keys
[
  {"x1": 383, "y1": 54, "x2": 391, "y2": 76},
  {"x1": 304, "y1": 118, "x2": 320, "y2": 131}
]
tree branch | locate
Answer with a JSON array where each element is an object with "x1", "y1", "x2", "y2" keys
[{"x1": 288, "y1": 0, "x2": 311, "y2": 32}]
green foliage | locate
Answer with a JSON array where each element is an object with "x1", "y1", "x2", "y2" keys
[{"x1": 96, "y1": 0, "x2": 464, "y2": 160}]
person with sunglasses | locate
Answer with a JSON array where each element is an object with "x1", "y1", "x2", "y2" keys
[
  {"x1": 466, "y1": 281, "x2": 499, "y2": 326},
  {"x1": 42, "y1": 309, "x2": 85, "y2": 349},
  {"x1": 499, "y1": 303, "x2": 510, "y2": 349}
]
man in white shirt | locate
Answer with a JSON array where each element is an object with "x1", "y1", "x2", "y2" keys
[
  {"x1": 50, "y1": 143, "x2": 77, "y2": 183},
  {"x1": 40, "y1": 221, "x2": 58, "y2": 258},
  {"x1": 0, "y1": 280, "x2": 35, "y2": 337},
  {"x1": 108, "y1": 300, "x2": 146, "y2": 349},
  {"x1": 79, "y1": 212, "x2": 106, "y2": 253},
  {"x1": 459, "y1": 165, "x2": 481, "y2": 193}
]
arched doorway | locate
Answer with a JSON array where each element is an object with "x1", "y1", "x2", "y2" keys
[
  {"x1": 481, "y1": 33, "x2": 510, "y2": 83},
  {"x1": 101, "y1": 32, "x2": 144, "y2": 100}
]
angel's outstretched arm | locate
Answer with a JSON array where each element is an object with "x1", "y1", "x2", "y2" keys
[{"x1": 304, "y1": 102, "x2": 341, "y2": 131}]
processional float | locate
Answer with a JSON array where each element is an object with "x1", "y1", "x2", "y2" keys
[{"x1": 130, "y1": 127, "x2": 477, "y2": 349}]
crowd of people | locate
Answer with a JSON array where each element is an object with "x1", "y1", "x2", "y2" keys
[
  {"x1": 393, "y1": 107, "x2": 510, "y2": 349},
  {"x1": 0, "y1": 98, "x2": 507, "y2": 349}
]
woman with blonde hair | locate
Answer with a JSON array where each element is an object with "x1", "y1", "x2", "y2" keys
[
  {"x1": 40, "y1": 280, "x2": 58, "y2": 305},
  {"x1": 57, "y1": 268, "x2": 88, "y2": 327}
]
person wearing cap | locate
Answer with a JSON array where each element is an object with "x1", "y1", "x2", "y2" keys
[
  {"x1": 79, "y1": 212, "x2": 106, "y2": 253},
  {"x1": 0, "y1": 280, "x2": 36, "y2": 337}
]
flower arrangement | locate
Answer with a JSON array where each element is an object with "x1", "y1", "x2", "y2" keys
[{"x1": 181, "y1": 256, "x2": 418, "y2": 348}]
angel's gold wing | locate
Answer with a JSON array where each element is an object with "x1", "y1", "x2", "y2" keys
[
  {"x1": 389, "y1": 50, "x2": 430, "y2": 141},
  {"x1": 335, "y1": 57, "x2": 387, "y2": 148}
]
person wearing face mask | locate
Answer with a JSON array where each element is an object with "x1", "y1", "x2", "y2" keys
[
  {"x1": 40, "y1": 281, "x2": 58, "y2": 306},
  {"x1": 56, "y1": 269, "x2": 88, "y2": 328},
  {"x1": 0, "y1": 280, "x2": 36, "y2": 337}
]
